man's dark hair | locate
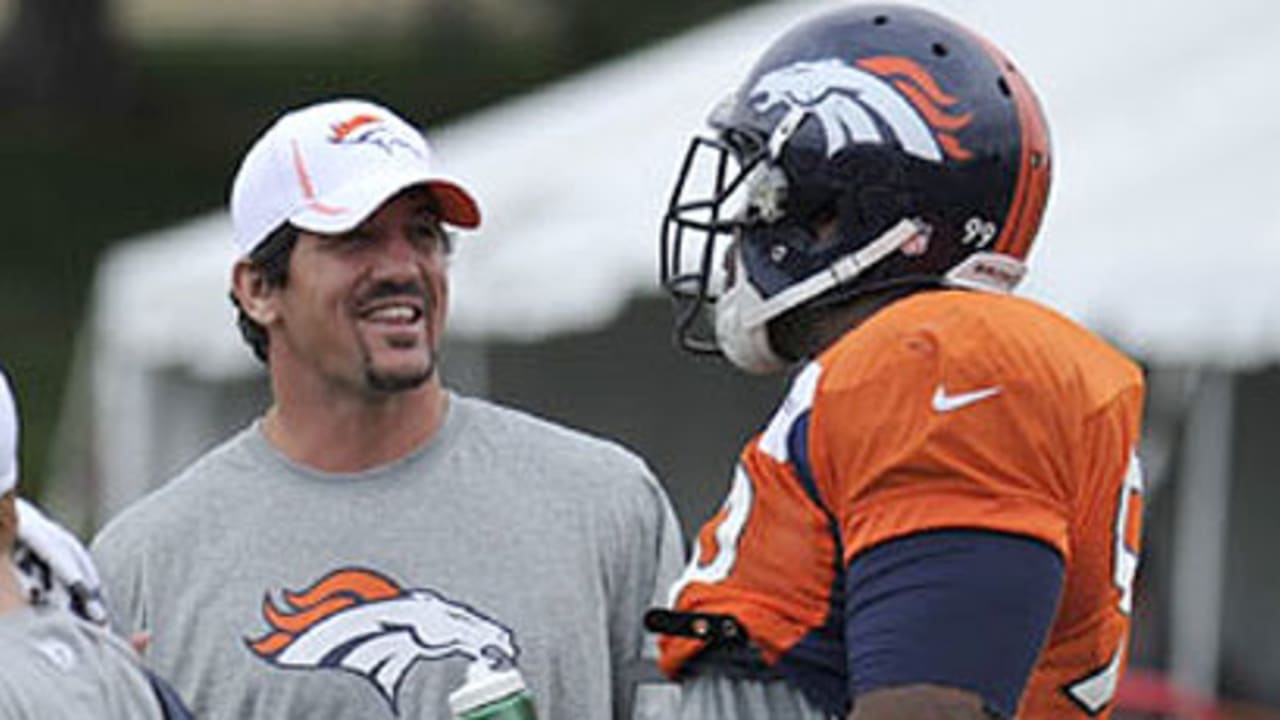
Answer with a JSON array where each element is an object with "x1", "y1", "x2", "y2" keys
[
  {"x1": 229, "y1": 206, "x2": 454, "y2": 365},
  {"x1": 230, "y1": 223, "x2": 299, "y2": 364}
]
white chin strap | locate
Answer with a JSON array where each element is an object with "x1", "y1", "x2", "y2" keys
[
  {"x1": 715, "y1": 279, "x2": 789, "y2": 374},
  {"x1": 713, "y1": 218, "x2": 924, "y2": 374}
]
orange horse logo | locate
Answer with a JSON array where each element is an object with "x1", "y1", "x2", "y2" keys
[
  {"x1": 327, "y1": 113, "x2": 423, "y2": 157},
  {"x1": 246, "y1": 568, "x2": 518, "y2": 716}
]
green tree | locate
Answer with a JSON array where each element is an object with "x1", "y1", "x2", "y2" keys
[{"x1": 0, "y1": 0, "x2": 131, "y2": 113}]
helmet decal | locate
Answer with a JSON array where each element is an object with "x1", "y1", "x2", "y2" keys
[{"x1": 748, "y1": 56, "x2": 973, "y2": 164}]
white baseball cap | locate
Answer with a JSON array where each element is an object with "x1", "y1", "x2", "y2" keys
[
  {"x1": 229, "y1": 98, "x2": 481, "y2": 256},
  {"x1": 1, "y1": 368, "x2": 17, "y2": 495}
]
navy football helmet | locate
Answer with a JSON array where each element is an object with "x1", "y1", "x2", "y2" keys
[{"x1": 660, "y1": 4, "x2": 1052, "y2": 373}]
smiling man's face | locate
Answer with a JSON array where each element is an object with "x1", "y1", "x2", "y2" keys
[{"x1": 267, "y1": 187, "x2": 450, "y2": 396}]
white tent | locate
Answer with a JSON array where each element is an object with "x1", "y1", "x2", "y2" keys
[
  {"x1": 88, "y1": 0, "x2": 1280, "y2": 377},
  {"x1": 60, "y1": 0, "x2": 1280, "y2": 704}
]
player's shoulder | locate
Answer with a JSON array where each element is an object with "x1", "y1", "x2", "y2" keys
[
  {"x1": 944, "y1": 291, "x2": 1144, "y2": 409},
  {"x1": 820, "y1": 290, "x2": 1142, "y2": 406}
]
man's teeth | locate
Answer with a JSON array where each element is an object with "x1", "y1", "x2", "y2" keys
[{"x1": 365, "y1": 305, "x2": 420, "y2": 322}]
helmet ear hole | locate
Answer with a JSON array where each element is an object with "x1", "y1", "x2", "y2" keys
[{"x1": 807, "y1": 204, "x2": 840, "y2": 244}]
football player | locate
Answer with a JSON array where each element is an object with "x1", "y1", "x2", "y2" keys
[{"x1": 647, "y1": 5, "x2": 1145, "y2": 719}]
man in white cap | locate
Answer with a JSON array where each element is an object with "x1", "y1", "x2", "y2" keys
[
  {"x1": 0, "y1": 368, "x2": 192, "y2": 718},
  {"x1": 91, "y1": 98, "x2": 683, "y2": 719}
]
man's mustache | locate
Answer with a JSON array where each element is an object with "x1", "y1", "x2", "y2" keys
[{"x1": 358, "y1": 280, "x2": 431, "y2": 305}]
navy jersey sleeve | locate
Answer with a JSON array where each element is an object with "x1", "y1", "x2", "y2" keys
[{"x1": 845, "y1": 529, "x2": 1065, "y2": 718}]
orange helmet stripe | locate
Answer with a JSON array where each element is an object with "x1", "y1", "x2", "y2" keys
[{"x1": 967, "y1": 44, "x2": 1051, "y2": 259}]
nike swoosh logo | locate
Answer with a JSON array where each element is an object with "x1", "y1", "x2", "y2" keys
[{"x1": 932, "y1": 384, "x2": 1001, "y2": 413}]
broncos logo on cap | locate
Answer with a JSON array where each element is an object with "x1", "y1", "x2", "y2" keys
[
  {"x1": 328, "y1": 113, "x2": 423, "y2": 158},
  {"x1": 246, "y1": 567, "x2": 518, "y2": 717},
  {"x1": 749, "y1": 56, "x2": 973, "y2": 163}
]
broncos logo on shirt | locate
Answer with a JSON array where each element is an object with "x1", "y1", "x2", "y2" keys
[{"x1": 246, "y1": 567, "x2": 518, "y2": 717}]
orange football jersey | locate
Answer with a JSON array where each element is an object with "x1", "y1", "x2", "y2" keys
[{"x1": 662, "y1": 290, "x2": 1145, "y2": 718}]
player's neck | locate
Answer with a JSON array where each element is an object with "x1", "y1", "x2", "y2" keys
[
  {"x1": 262, "y1": 380, "x2": 448, "y2": 473},
  {"x1": 797, "y1": 287, "x2": 930, "y2": 359},
  {"x1": 0, "y1": 556, "x2": 29, "y2": 615}
]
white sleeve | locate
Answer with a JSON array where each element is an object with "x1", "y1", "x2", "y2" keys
[{"x1": 13, "y1": 497, "x2": 109, "y2": 625}]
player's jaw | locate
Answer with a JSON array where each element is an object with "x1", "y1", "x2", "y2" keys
[{"x1": 350, "y1": 278, "x2": 442, "y2": 392}]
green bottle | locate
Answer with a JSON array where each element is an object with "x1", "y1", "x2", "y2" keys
[{"x1": 449, "y1": 664, "x2": 538, "y2": 720}]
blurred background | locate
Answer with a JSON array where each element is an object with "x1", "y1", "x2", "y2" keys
[{"x1": 2, "y1": 0, "x2": 1279, "y2": 717}]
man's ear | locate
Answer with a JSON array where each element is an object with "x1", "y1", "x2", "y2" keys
[{"x1": 231, "y1": 260, "x2": 279, "y2": 326}]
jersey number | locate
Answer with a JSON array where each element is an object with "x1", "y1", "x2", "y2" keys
[{"x1": 1066, "y1": 453, "x2": 1145, "y2": 714}]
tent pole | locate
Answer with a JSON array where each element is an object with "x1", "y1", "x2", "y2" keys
[{"x1": 1168, "y1": 369, "x2": 1234, "y2": 699}]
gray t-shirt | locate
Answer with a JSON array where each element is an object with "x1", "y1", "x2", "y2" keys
[
  {"x1": 91, "y1": 394, "x2": 683, "y2": 719},
  {"x1": 677, "y1": 674, "x2": 833, "y2": 720},
  {"x1": 0, "y1": 605, "x2": 166, "y2": 719}
]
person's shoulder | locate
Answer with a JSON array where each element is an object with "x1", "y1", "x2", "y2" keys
[
  {"x1": 5, "y1": 605, "x2": 131, "y2": 664},
  {"x1": 825, "y1": 290, "x2": 1140, "y2": 392},
  {"x1": 92, "y1": 426, "x2": 258, "y2": 552},
  {"x1": 947, "y1": 292, "x2": 1145, "y2": 403},
  {"x1": 457, "y1": 395, "x2": 643, "y2": 461},
  {"x1": 31, "y1": 607, "x2": 172, "y2": 717},
  {"x1": 28, "y1": 604, "x2": 124, "y2": 649},
  {"x1": 453, "y1": 395, "x2": 662, "y2": 490}
]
